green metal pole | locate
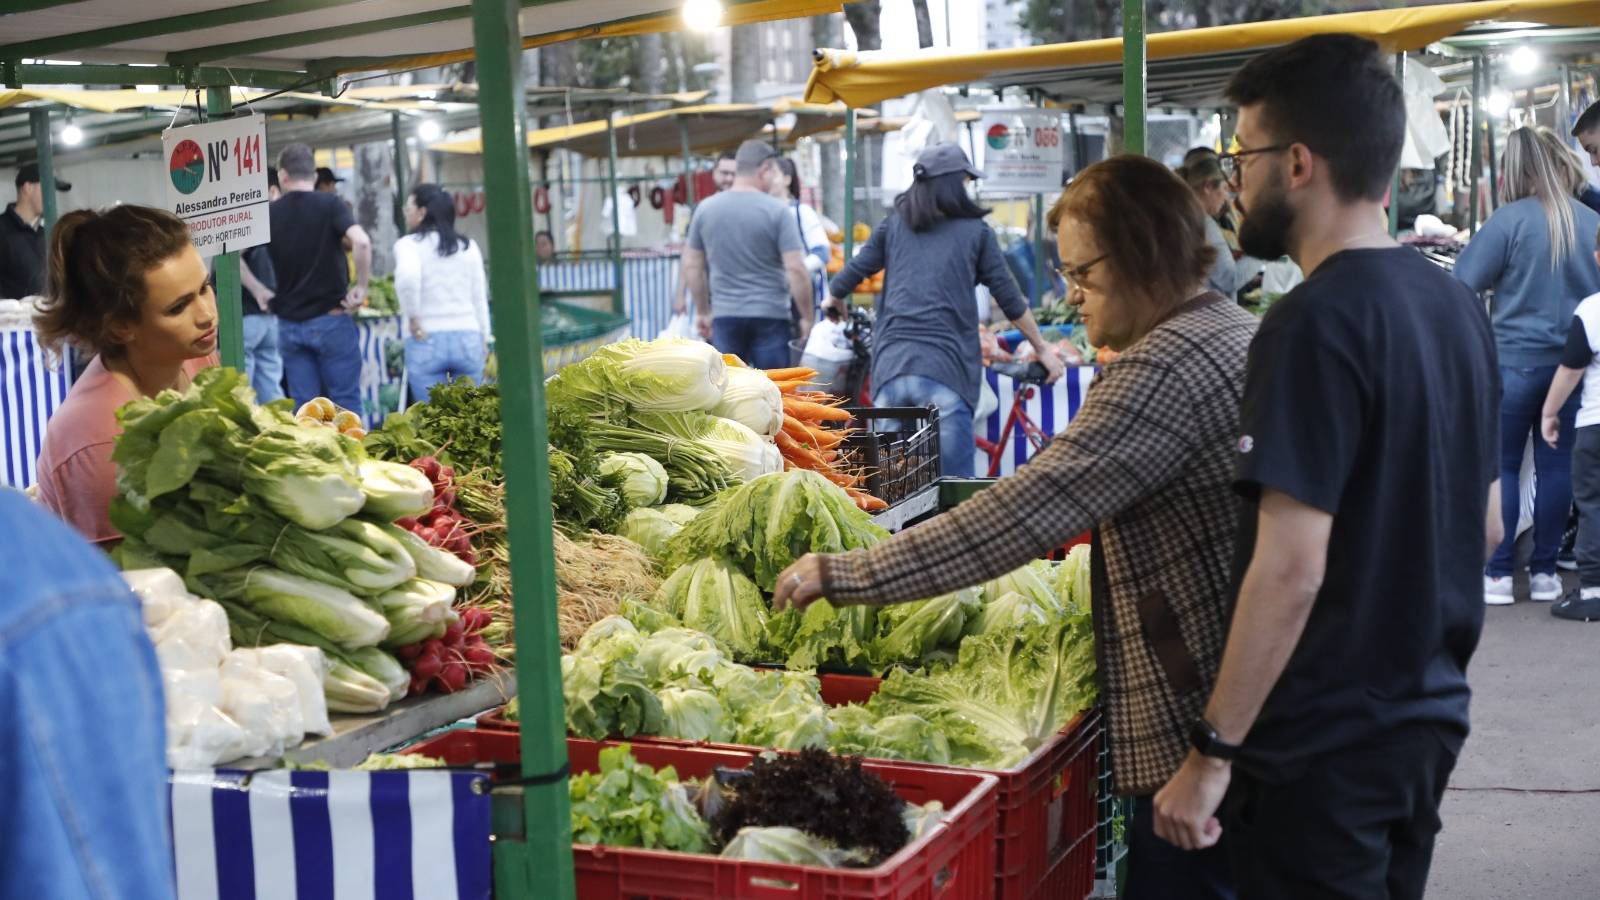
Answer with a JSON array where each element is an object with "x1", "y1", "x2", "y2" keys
[
  {"x1": 391, "y1": 111, "x2": 409, "y2": 234},
  {"x1": 843, "y1": 110, "x2": 857, "y2": 264},
  {"x1": 27, "y1": 109, "x2": 57, "y2": 230},
  {"x1": 605, "y1": 113, "x2": 625, "y2": 317},
  {"x1": 204, "y1": 88, "x2": 245, "y2": 370},
  {"x1": 467, "y1": 1, "x2": 573, "y2": 898},
  {"x1": 1121, "y1": 0, "x2": 1147, "y2": 156},
  {"x1": 678, "y1": 119, "x2": 698, "y2": 208},
  {"x1": 1389, "y1": 53, "x2": 1404, "y2": 236},
  {"x1": 1469, "y1": 55, "x2": 1483, "y2": 234}
]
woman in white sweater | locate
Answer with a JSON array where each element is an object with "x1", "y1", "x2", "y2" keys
[{"x1": 395, "y1": 183, "x2": 490, "y2": 405}]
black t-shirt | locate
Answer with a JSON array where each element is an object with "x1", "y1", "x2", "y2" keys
[
  {"x1": 1231, "y1": 247, "x2": 1498, "y2": 780},
  {"x1": 267, "y1": 191, "x2": 355, "y2": 321},
  {"x1": 0, "y1": 203, "x2": 45, "y2": 299},
  {"x1": 240, "y1": 245, "x2": 277, "y2": 316}
]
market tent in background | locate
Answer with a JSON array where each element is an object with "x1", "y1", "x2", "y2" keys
[{"x1": 804, "y1": 0, "x2": 1600, "y2": 108}]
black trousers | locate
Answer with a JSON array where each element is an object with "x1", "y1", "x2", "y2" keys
[
  {"x1": 1223, "y1": 724, "x2": 1459, "y2": 900},
  {"x1": 1125, "y1": 795, "x2": 1237, "y2": 900},
  {"x1": 1572, "y1": 425, "x2": 1600, "y2": 588}
]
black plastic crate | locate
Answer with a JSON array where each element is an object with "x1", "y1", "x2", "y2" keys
[{"x1": 840, "y1": 405, "x2": 942, "y2": 508}]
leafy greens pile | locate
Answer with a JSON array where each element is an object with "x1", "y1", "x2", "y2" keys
[{"x1": 569, "y1": 744, "x2": 712, "y2": 853}]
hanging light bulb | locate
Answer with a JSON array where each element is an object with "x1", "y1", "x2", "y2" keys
[
  {"x1": 59, "y1": 123, "x2": 83, "y2": 146},
  {"x1": 1508, "y1": 46, "x2": 1539, "y2": 75},
  {"x1": 1485, "y1": 90, "x2": 1512, "y2": 118},
  {"x1": 682, "y1": 0, "x2": 723, "y2": 32},
  {"x1": 417, "y1": 119, "x2": 443, "y2": 142}
]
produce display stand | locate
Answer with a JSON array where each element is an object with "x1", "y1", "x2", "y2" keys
[
  {"x1": 2, "y1": 3, "x2": 843, "y2": 898},
  {"x1": 406, "y1": 732, "x2": 1002, "y2": 900}
]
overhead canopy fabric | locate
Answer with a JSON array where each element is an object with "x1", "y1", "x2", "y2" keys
[
  {"x1": 431, "y1": 99, "x2": 861, "y2": 157},
  {"x1": 1, "y1": 0, "x2": 841, "y2": 83},
  {"x1": 0, "y1": 86, "x2": 438, "y2": 114},
  {"x1": 804, "y1": 0, "x2": 1600, "y2": 109}
]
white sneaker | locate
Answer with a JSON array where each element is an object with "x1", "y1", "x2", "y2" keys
[
  {"x1": 1530, "y1": 572, "x2": 1563, "y2": 602},
  {"x1": 1484, "y1": 575, "x2": 1515, "y2": 606}
]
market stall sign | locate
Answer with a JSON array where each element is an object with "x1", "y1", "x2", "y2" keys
[
  {"x1": 162, "y1": 116, "x2": 270, "y2": 259},
  {"x1": 978, "y1": 109, "x2": 1064, "y2": 196}
]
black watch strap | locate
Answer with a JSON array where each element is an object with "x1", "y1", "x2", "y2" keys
[{"x1": 1189, "y1": 718, "x2": 1241, "y2": 761}]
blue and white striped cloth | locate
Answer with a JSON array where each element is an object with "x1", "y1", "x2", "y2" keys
[
  {"x1": 0, "y1": 327, "x2": 69, "y2": 491},
  {"x1": 976, "y1": 366, "x2": 1099, "y2": 476},
  {"x1": 538, "y1": 256, "x2": 680, "y2": 341},
  {"x1": 169, "y1": 768, "x2": 490, "y2": 900}
]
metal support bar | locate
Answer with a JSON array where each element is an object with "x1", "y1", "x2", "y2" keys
[
  {"x1": 678, "y1": 119, "x2": 698, "y2": 209},
  {"x1": 1485, "y1": 54, "x2": 1498, "y2": 217},
  {"x1": 843, "y1": 110, "x2": 857, "y2": 264},
  {"x1": 1032, "y1": 192, "x2": 1046, "y2": 308},
  {"x1": 391, "y1": 112, "x2": 409, "y2": 234},
  {"x1": 27, "y1": 109, "x2": 57, "y2": 231},
  {"x1": 1469, "y1": 55, "x2": 1483, "y2": 235},
  {"x1": 468, "y1": 0, "x2": 574, "y2": 895},
  {"x1": 1121, "y1": 0, "x2": 1147, "y2": 156},
  {"x1": 204, "y1": 88, "x2": 245, "y2": 370},
  {"x1": 604, "y1": 113, "x2": 625, "y2": 318},
  {"x1": 1389, "y1": 53, "x2": 1404, "y2": 237}
]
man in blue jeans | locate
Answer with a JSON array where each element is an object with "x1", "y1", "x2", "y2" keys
[
  {"x1": 1, "y1": 488, "x2": 175, "y2": 899},
  {"x1": 268, "y1": 143, "x2": 371, "y2": 412},
  {"x1": 682, "y1": 139, "x2": 812, "y2": 369}
]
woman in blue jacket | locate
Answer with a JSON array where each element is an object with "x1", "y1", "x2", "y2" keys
[{"x1": 1457, "y1": 126, "x2": 1600, "y2": 605}]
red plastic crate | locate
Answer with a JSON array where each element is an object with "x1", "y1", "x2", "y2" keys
[
  {"x1": 402, "y1": 730, "x2": 1000, "y2": 900},
  {"x1": 470, "y1": 676, "x2": 1104, "y2": 900}
]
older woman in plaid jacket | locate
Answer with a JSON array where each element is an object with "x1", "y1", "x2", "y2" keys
[{"x1": 776, "y1": 155, "x2": 1256, "y2": 900}]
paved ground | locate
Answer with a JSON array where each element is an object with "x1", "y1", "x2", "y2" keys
[{"x1": 1428, "y1": 570, "x2": 1600, "y2": 899}]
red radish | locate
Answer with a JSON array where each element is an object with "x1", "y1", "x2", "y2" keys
[
  {"x1": 460, "y1": 549, "x2": 478, "y2": 567},
  {"x1": 411, "y1": 651, "x2": 444, "y2": 679},
  {"x1": 464, "y1": 645, "x2": 496, "y2": 671},
  {"x1": 443, "y1": 621, "x2": 465, "y2": 644},
  {"x1": 463, "y1": 608, "x2": 489, "y2": 632},
  {"x1": 396, "y1": 643, "x2": 424, "y2": 661},
  {"x1": 436, "y1": 661, "x2": 468, "y2": 693},
  {"x1": 408, "y1": 673, "x2": 430, "y2": 696},
  {"x1": 416, "y1": 527, "x2": 439, "y2": 546},
  {"x1": 413, "y1": 456, "x2": 442, "y2": 481},
  {"x1": 440, "y1": 466, "x2": 455, "y2": 482},
  {"x1": 423, "y1": 638, "x2": 445, "y2": 657},
  {"x1": 395, "y1": 516, "x2": 420, "y2": 531},
  {"x1": 436, "y1": 488, "x2": 457, "y2": 509}
]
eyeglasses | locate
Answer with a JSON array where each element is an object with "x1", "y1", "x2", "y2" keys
[
  {"x1": 1218, "y1": 144, "x2": 1291, "y2": 186},
  {"x1": 1057, "y1": 253, "x2": 1109, "y2": 291}
]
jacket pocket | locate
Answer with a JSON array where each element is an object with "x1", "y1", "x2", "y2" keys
[{"x1": 1134, "y1": 587, "x2": 1203, "y2": 696}]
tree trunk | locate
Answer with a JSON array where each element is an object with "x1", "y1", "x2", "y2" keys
[
  {"x1": 729, "y1": 24, "x2": 761, "y2": 103},
  {"x1": 843, "y1": 2, "x2": 882, "y2": 52},
  {"x1": 636, "y1": 33, "x2": 665, "y2": 94},
  {"x1": 841, "y1": 3, "x2": 883, "y2": 228},
  {"x1": 812, "y1": 14, "x2": 845, "y2": 226},
  {"x1": 909, "y1": 0, "x2": 935, "y2": 48},
  {"x1": 355, "y1": 140, "x2": 398, "y2": 276}
]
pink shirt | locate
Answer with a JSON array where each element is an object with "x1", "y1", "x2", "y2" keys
[{"x1": 35, "y1": 354, "x2": 217, "y2": 545}]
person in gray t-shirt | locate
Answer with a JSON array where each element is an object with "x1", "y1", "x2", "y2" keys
[{"x1": 683, "y1": 140, "x2": 811, "y2": 368}]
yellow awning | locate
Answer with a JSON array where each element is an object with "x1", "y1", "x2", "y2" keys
[
  {"x1": 805, "y1": 0, "x2": 1600, "y2": 107},
  {"x1": 348, "y1": 0, "x2": 844, "y2": 76},
  {"x1": 432, "y1": 99, "x2": 862, "y2": 157}
]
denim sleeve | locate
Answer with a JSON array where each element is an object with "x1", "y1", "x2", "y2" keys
[{"x1": 0, "y1": 491, "x2": 175, "y2": 900}]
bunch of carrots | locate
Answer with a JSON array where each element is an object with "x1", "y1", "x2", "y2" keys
[{"x1": 723, "y1": 356, "x2": 889, "y2": 512}]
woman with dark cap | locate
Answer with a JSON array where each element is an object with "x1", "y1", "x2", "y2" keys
[{"x1": 827, "y1": 143, "x2": 1064, "y2": 477}]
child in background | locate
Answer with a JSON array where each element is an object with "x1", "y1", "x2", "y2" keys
[{"x1": 1541, "y1": 228, "x2": 1600, "y2": 621}]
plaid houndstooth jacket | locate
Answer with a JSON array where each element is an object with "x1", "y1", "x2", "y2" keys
[{"x1": 823, "y1": 292, "x2": 1257, "y2": 794}]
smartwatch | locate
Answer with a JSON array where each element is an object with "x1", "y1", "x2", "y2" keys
[{"x1": 1189, "y1": 718, "x2": 1242, "y2": 762}]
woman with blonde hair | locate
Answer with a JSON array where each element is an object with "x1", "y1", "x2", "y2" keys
[
  {"x1": 1534, "y1": 126, "x2": 1600, "y2": 215},
  {"x1": 1458, "y1": 126, "x2": 1600, "y2": 604},
  {"x1": 1176, "y1": 155, "x2": 1264, "y2": 299}
]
